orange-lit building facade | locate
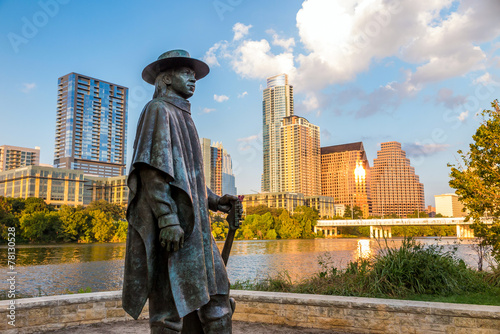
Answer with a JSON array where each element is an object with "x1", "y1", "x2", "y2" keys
[
  {"x1": 280, "y1": 115, "x2": 320, "y2": 196},
  {"x1": 199, "y1": 138, "x2": 237, "y2": 197},
  {"x1": 320, "y1": 142, "x2": 371, "y2": 218},
  {"x1": 370, "y1": 141, "x2": 425, "y2": 217}
]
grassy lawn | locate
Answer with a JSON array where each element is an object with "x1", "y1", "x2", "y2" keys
[{"x1": 405, "y1": 288, "x2": 500, "y2": 306}]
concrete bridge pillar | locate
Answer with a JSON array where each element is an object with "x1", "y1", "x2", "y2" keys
[
  {"x1": 316, "y1": 227, "x2": 338, "y2": 237},
  {"x1": 370, "y1": 226, "x2": 392, "y2": 239},
  {"x1": 456, "y1": 225, "x2": 475, "y2": 239},
  {"x1": 323, "y1": 227, "x2": 337, "y2": 237}
]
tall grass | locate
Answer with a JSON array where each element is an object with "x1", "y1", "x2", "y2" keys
[
  {"x1": 232, "y1": 237, "x2": 494, "y2": 302},
  {"x1": 369, "y1": 238, "x2": 486, "y2": 296}
]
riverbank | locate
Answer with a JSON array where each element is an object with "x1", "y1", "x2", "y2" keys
[
  {"x1": 1, "y1": 238, "x2": 491, "y2": 301},
  {"x1": 233, "y1": 238, "x2": 500, "y2": 306},
  {"x1": 1, "y1": 290, "x2": 499, "y2": 333}
]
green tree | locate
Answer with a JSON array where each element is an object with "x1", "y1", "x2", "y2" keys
[
  {"x1": 245, "y1": 204, "x2": 284, "y2": 218},
  {"x1": 59, "y1": 205, "x2": 91, "y2": 242},
  {"x1": 237, "y1": 212, "x2": 275, "y2": 239},
  {"x1": 210, "y1": 211, "x2": 228, "y2": 240},
  {"x1": 211, "y1": 221, "x2": 228, "y2": 240},
  {"x1": 20, "y1": 211, "x2": 62, "y2": 243},
  {"x1": 277, "y1": 211, "x2": 301, "y2": 239},
  {"x1": 0, "y1": 204, "x2": 20, "y2": 243},
  {"x1": 89, "y1": 210, "x2": 116, "y2": 242},
  {"x1": 113, "y1": 220, "x2": 128, "y2": 242},
  {"x1": 5, "y1": 197, "x2": 26, "y2": 215},
  {"x1": 449, "y1": 100, "x2": 500, "y2": 263},
  {"x1": 23, "y1": 197, "x2": 54, "y2": 214},
  {"x1": 343, "y1": 205, "x2": 363, "y2": 219},
  {"x1": 408, "y1": 210, "x2": 428, "y2": 218},
  {"x1": 293, "y1": 206, "x2": 319, "y2": 238},
  {"x1": 86, "y1": 200, "x2": 126, "y2": 220}
]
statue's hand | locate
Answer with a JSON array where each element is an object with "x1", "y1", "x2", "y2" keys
[
  {"x1": 218, "y1": 194, "x2": 238, "y2": 213},
  {"x1": 159, "y1": 225, "x2": 184, "y2": 252}
]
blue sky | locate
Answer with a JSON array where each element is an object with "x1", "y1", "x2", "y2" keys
[{"x1": 1, "y1": 0, "x2": 500, "y2": 206}]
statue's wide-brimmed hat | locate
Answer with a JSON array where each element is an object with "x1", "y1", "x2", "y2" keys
[{"x1": 142, "y1": 49, "x2": 210, "y2": 84}]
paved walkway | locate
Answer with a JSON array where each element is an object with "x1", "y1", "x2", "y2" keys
[{"x1": 44, "y1": 320, "x2": 347, "y2": 333}]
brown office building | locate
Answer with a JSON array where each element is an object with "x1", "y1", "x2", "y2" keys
[
  {"x1": 321, "y1": 142, "x2": 371, "y2": 218},
  {"x1": 370, "y1": 141, "x2": 425, "y2": 217}
]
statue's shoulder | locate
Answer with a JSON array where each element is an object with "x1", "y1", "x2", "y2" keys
[
  {"x1": 142, "y1": 98, "x2": 176, "y2": 117},
  {"x1": 148, "y1": 98, "x2": 173, "y2": 110}
]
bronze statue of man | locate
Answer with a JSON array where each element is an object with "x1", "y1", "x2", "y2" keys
[{"x1": 123, "y1": 50, "x2": 236, "y2": 334}]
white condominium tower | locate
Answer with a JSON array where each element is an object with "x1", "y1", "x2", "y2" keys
[{"x1": 261, "y1": 74, "x2": 294, "y2": 193}]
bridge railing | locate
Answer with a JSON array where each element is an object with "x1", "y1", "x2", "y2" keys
[{"x1": 315, "y1": 217, "x2": 490, "y2": 227}]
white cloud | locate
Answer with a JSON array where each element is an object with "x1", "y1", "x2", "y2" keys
[
  {"x1": 237, "y1": 134, "x2": 258, "y2": 142},
  {"x1": 458, "y1": 110, "x2": 469, "y2": 122},
  {"x1": 238, "y1": 91, "x2": 248, "y2": 98},
  {"x1": 214, "y1": 94, "x2": 229, "y2": 102},
  {"x1": 231, "y1": 39, "x2": 296, "y2": 80},
  {"x1": 434, "y1": 88, "x2": 467, "y2": 109},
  {"x1": 202, "y1": 108, "x2": 215, "y2": 114},
  {"x1": 267, "y1": 29, "x2": 295, "y2": 52},
  {"x1": 204, "y1": 43, "x2": 223, "y2": 66},
  {"x1": 22, "y1": 82, "x2": 36, "y2": 93},
  {"x1": 233, "y1": 23, "x2": 252, "y2": 41},
  {"x1": 302, "y1": 93, "x2": 319, "y2": 111},
  {"x1": 321, "y1": 128, "x2": 332, "y2": 140},
  {"x1": 473, "y1": 72, "x2": 495, "y2": 85},
  {"x1": 404, "y1": 142, "x2": 451, "y2": 157},
  {"x1": 205, "y1": 0, "x2": 500, "y2": 111}
]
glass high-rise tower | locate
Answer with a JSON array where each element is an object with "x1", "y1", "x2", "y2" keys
[
  {"x1": 199, "y1": 138, "x2": 237, "y2": 196},
  {"x1": 54, "y1": 73, "x2": 128, "y2": 177},
  {"x1": 262, "y1": 74, "x2": 294, "y2": 192}
]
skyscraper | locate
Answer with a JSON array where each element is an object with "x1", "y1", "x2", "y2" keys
[
  {"x1": 0, "y1": 145, "x2": 40, "y2": 172},
  {"x1": 370, "y1": 141, "x2": 425, "y2": 217},
  {"x1": 280, "y1": 115, "x2": 320, "y2": 196},
  {"x1": 54, "y1": 73, "x2": 128, "y2": 177},
  {"x1": 262, "y1": 74, "x2": 294, "y2": 193},
  {"x1": 200, "y1": 138, "x2": 237, "y2": 196},
  {"x1": 321, "y1": 142, "x2": 371, "y2": 218},
  {"x1": 435, "y1": 193, "x2": 466, "y2": 217}
]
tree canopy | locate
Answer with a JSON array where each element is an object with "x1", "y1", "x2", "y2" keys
[
  {"x1": 449, "y1": 100, "x2": 500, "y2": 262},
  {"x1": 0, "y1": 197, "x2": 127, "y2": 244}
]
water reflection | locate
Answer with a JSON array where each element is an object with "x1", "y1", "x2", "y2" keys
[
  {"x1": 0, "y1": 243, "x2": 126, "y2": 266},
  {"x1": 0, "y1": 238, "x2": 486, "y2": 299},
  {"x1": 356, "y1": 239, "x2": 372, "y2": 260}
]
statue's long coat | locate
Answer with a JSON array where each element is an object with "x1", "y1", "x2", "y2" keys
[{"x1": 122, "y1": 95, "x2": 228, "y2": 319}]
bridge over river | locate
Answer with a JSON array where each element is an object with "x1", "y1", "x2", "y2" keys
[{"x1": 315, "y1": 217, "x2": 493, "y2": 238}]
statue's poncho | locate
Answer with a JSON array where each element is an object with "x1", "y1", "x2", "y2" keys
[{"x1": 122, "y1": 95, "x2": 228, "y2": 319}]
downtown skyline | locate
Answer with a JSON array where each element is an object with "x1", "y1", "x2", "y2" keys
[{"x1": 1, "y1": 1, "x2": 500, "y2": 206}]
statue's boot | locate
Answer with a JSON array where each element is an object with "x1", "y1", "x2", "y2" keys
[
  {"x1": 229, "y1": 297, "x2": 236, "y2": 315},
  {"x1": 150, "y1": 319, "x2": 183, "y2": 334},
  {"x1": 201, "y1": 315, "x2": 232, "y2": 334},
  {"x1": 151, "y1": 325, "x2": 180, "y2": 334},
  {"x1": 198, "y1": 294, "x2": 232, "y2": 334}
]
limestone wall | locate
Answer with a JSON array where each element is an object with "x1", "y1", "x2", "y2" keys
[{"x1": 1, "y1": 290, "x2": 499, "y2": 333}]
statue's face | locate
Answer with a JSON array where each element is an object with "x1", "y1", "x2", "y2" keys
[{"x1": 167, "y1": 67, "x2": 196, "y2": 99}]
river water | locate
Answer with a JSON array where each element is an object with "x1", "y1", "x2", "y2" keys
[{"x1": 0, "y1": 237, "x2": 487, "y2": 299}]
